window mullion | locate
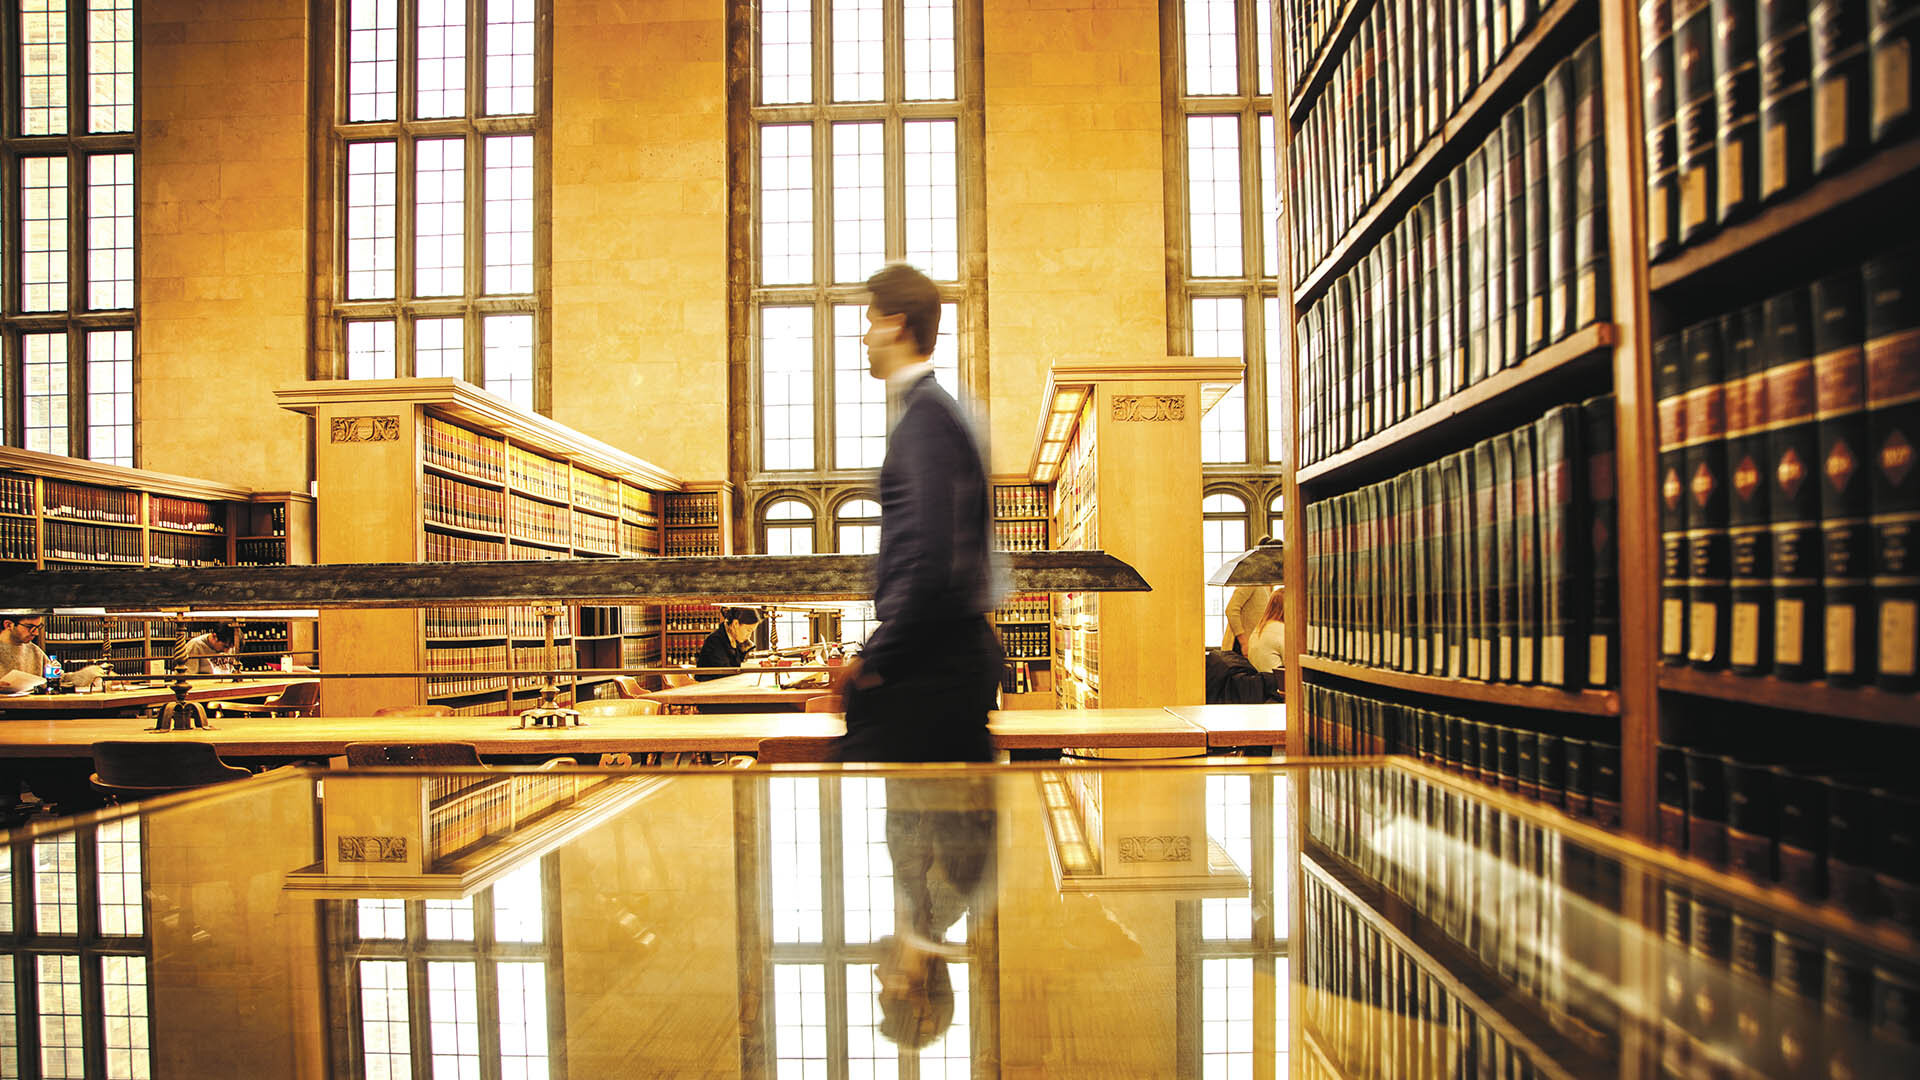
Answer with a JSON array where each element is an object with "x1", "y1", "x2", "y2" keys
[
  {"x1": 817, "y1": 296, "x2": 835, "y2": 474},
  {"x1": 396, "y1": 136, "x2": 419, "y2": 335},
  {"x1": 66, "y1": 321, "x2": 85, "y2": 459},
  {"x1": 819, "y1": 784, "x2": 851, "y2": 1080}
]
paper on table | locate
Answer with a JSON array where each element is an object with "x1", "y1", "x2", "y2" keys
[{"x1": 0, "y1": 670, "x2": 46, "y2": 695}]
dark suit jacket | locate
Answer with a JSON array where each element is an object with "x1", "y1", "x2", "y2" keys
[
  {"x1": 861, "y1": 372, "x2": 997, "y2": 680},
  {"x1": 694, "y1": 624, "x2": 747, "y2": 681}
]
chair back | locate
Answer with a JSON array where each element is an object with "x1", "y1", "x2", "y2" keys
[
  {"x1": 576, "y1": 698, "x2": 662, "y2": 717},
  {"x1": 344, "y1": 742, "x2": 484, "y2": 767},
  {"x1": 802, "y1": 694, "x2": 842, "y2": 713},
  {"x1": 610, "y1": 675, "x2": 647, "y2": 698},
  {"x1": 372, "y1": 704, "x2": 455, "y2": 717},
  {"x1": 660, "y1": 666, "x2": 696, "y2": 689},
  {"x1": 271, "y1": 680, "x2": 322, "y2": 712},
  {"x1": 755, "y1": 736, "x2": 838, "y2": 764},
  {"x1": 90, "y1": 740, "x2": 251, "y2": 798}
]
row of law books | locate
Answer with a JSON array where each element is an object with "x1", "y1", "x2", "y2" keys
[
  {"x1": 424, "y1": 606, "x2": 513, "y2": 640},
  {"x1": 148, "y1": 531, "x2": 225, "y2": 568},
  {"x1": 1298, "y1": 36, "x2": 1609, "y2": 466},
  {"x1": 506, "y1": 443, "x2": 568, "y2": 502},
  {"x1": 1304, "y1": 397, "x2": 1619, "y2": 689},
  {"x1": 150, "y1": 495, "x2": 223, "y2": 533},
  {"x1": 572, "y1": 509, "x2": 616, "y2": 554},
  {"x1": 1643, "y1": 0, "x2": 1920, "y2": 260},
  {"x1": 1655, "y1": 247, "x2": 1919, "y2": 689},
  {"x1": 507, "y1": 493, "x2": 567, "y2": 547},
  {"x1": 423, "y1": 473, "x2": 506, "y2": 535},
  {"x1": 1288, "y1": 0, "x2": 1578, "y2": 282},
  {"x1": 1656, "y1": 743, "x2": 1919, "y2": 936},
  {"x1": 0, "y1": 474, "x2": 31, "y2": 516},
  {"x1": 0, "y1": 519, "x2": 34, "y2": 561},
  {"x1": 1303, "y1": 682, "x2": 1623, "y2": 826},
  {"x1": 423, "y1": 532, "x2": 508, "y2": 562},
  {"x1": 43, "y1": 480, "x2": 138, "y2": 524},
  {"x1": 1305, "y1": 764, "x2": 1619, "y2": 1049},
  {"x1": 423, "y1": 415, "x2": 505, "y2": 483}
]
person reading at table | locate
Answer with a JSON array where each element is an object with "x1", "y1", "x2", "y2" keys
[
  {"x1": 0, "y1": 614, "x2": 49, "y2": 682},
  {"x1": 695, "y1": 607, "x2": 759, "y2": 681},
  {"x1": 180, "y1": 628, "x2": 236, "y2": 676}
]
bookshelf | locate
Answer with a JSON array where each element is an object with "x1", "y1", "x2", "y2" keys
[
  {"x1": 275, "y1": 379, "x2": 705, "y2": 716},
  {"x1": 1026, "y1": 356, "x2": 1244, "y2": 709},
  {"x1": 0, "y1": 447, "x2": 316, "y2": 671},
  {"x1": 991, "y1": 479, "x2": 1054, "y2": 707}
]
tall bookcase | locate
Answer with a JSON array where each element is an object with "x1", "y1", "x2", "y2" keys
[
  {"x1": 1271, "y1": 0, "x2": 1920, "y2": 1039},
  {"x1": 990, "y1": 478, "x2": 1054, "y2": 707},
  {"x1": 1025, "y1": 356, "x2": 1245, "y2": 709},
  {"x1": 0, "y1": 447, "x2": 316, "y2": 671},
  {"x1": 276, "y1": 380, "x2": 700, "y2": 717}
]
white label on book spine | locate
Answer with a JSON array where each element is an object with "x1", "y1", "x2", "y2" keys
[
  {"x1": 1881, "y1": 599, "x2": 1917, "y2": 677},
  {"x1": 1589, "y1": 633, "x2": 1609, "y2": 686},
  {"x1": 1663, "y1": 597, "x2": 1686, "y2": 656},
  {"x1": 1731, "y1": 602, "x2": 1761, "y2": 668},
  {"x1": 1826, "y1": 603, "x2": 1856, "y2": 675},
  {"x1": 1777, "y1": 599, "x2": 1804, "y2": 665},
  {"x1": 1689, "y1": 601, "x2": 1718, "y2": 663}
]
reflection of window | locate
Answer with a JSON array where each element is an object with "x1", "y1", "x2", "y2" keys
[
  {"x1": 331, "y1": 858, "x2": 560, "y2": 1080},
  {"x1": 1178, "y1": 775, "x2": 1290, "y2": 1078},
  {"x1": 834, "y1": 498, "x2": 881, "y2": 644},
  {"x1": 751, "y1": 776, "x2": 992, "y2": 1077},
  {"x1": 1268, "y1": 490, "x2": 1285, "y2": 546},
  {"x1": 324, "y1": 0, "x2": 546, "y2": 411},
  {"x1": 1168, "y1": 0, "x2": 1282, "y2": 469},
  {"x1": 0, "y1": 816, "x2": 152, "y2": 1078},
  {"x1": 6, "y1": 0, "x2": 138, "y2": 463},
  {"x1": 1203, "y1": 491, "x2": 1249, "y2": 646}
]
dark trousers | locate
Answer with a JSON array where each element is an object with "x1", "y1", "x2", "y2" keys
[{"x1": 830, "y1": 617, "x2": 1003, "y2": 763}]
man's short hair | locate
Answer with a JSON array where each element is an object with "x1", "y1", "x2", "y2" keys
[
  {"x1": 722, "y1": 606, "x2": 761, "y2": 626},
  {"x1": 0, "y1": 613, "x2": 41, "y2": 627},
  {"x1": 866, "y1": 262, "x2": 942, "y2": 356}
]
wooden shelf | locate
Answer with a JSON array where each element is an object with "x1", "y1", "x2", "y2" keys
[
  {"x1": 422, "y1": 518, "x2": 506, "y2": 542},
  {"x1": 1291, "y1": 0, "x2": 1593, "y2": 309},
  {"x1": 572, "y1": 503, "x2": 619, "y2": 522},
  {"x1": 506, "y1": 484, "x2": 570, "y2": 508},
  {"x1": 1285, "y1": 0, "x2": 1369, "y2": 125},
  {"x1": 1648, "y1": 136, "x2": 1920, "y2": 293},
  {"x1": 148, "y1": 525, "x2": 227, "y2": 537},
  {"x1": 1657, "y1": 666, "x2": 1920, "y2": 727},
  {"x1": 42, "y1": 516, "x2": 140, "y2": 530},
  {"x1": 424, "y1": 635, "x2": 510, "y2": 644},
  {"x1": 506, "y1": 536, "x2": 569, "y2": 553},
  {"x1": 422, "y1": 458, "x2": 506, "y2": 490},
  {"x1": 236, "y1": 534, "x2": 288, "y2": 542},
  {"x1": 42, "y1": 557, "x2": 147, "y2": 567},
  {"x1": 1301, "y1": 656, "x2": 1622, "y2": 716},
  {"x1": 1296, "y1": 323, "x2": 1615, "y2": 489}
]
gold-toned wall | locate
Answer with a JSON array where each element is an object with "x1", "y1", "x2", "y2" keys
[
  {"x1": 981, "y1": 0, "x2": 1170, "y2": 475},
  {"x1": 549, "y1": 0, "x2": 731, "y2": 481},
  {"x1": 138, "y1": 0, "x2": 313, "y2": 492}
]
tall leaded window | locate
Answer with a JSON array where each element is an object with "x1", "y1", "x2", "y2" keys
[
  {"x1": 327, "y1": 0, "x2": 546, "y2": 413},
  {"x1": 743, "y1": 0, "x2": 982, "y2": 520},
  {"x1": 4, "y1": 0, "x2": 137, "y2": 464},
  {"x1": 1169, "y1": 0, "x2": 1281, "y2": 470},
  {"x1": 333, "y1": 858, "x2": 562, "y2": 1080},
  {"x1": 1202, "y1": 491, "x2": 1249, "y2": 647},
  {"x1": 833, "y1": 496, "x2": 880, "y2": 644},
  {"x1": 0, "y1": 815, "x2": 154, "y2": 1079}
]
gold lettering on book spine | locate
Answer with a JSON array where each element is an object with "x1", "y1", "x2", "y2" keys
[{"x1": 1110, "y1": 395, "x2": 1187, "y2": 422}]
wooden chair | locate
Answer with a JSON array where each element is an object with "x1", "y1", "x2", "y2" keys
[
  {"x1": 209, "y1": 680, "x2": 322, "y2": 718},
  {"x1": 576, "y1": 698, "x2": 663, "y2": 718},
  {"x1": 803, "y1": 694, "x2": 842, "y2": 713},
  {"x1": 90, "y1": 741, "x2": 253, "y2": 800},
  {"x1": 754, "y1": 736, "x2": 838, "y2": 764},
  {"x1": 372, "y1": 704, "x2": 455, "y2": 717},
  {"x1": 660, "y1": 668, "x2": 696, "y2": 689},
  {"x1": 344, "y1": 742, "x2": 484, "y2": 767},
  {"x1": 609, "y1": 676, "x2": 648, "y2": 698}
]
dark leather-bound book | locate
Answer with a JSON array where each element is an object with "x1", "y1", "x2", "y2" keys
[
  {"x1": 1544, "y1": 56, "x2": 1577, "y2": 340},
  {"x1": 1516, "y1": 728, "x2": 1541, "y2": 801},
  {"x1": 1571, "y1": 38, "x2": 1611, "y2": 330},
  {"x1": 1513, "y1": 423, "x2": 1541, "y2": 682},
  {"x1": 1394, "y1": 217, "x2": 1415, "y2": 426},
  {"x1": 1873, "y1": 787, "x2": 1920, "y2": 936},
  {"x1": 1759, "y1": 0, "x2": 1813, "y2": 199},
  {"x1": 1450, "y1": 168, "x2": 1474, "y2": 394},
  {"x1": 1809, "y1": 0, "x2": 1870, "y2": 173},
  {"x1": 1503, "y1": 107, "x2": 1533, "y2": 361},
  {"x1": 1871, "y1": 0, "x2": 1920, "y2": 141},
  {"x1": 1483, "y1": 128, "x2": 1511, "y2": 374},
  {"x1": 1765, "y1": 287, "x2": 1824, "y2": 678},
  {"x1": 1473, "y1": 439, "x2": 1499, "y2": 678},
  {"x1": 1674, "y1": 0, "x2": 1720, "y2": 243},
  {"x1": 1537, "y1": 404, "x2": 1590, "y2": 686},
  {"x1": 1774, "y1": 765, "x2": 1830, "y2": 898},
  {"x1": 1771, "y1": 928, "x2": 1826, "y2": 1074},
  {"x1": 1727, "y1": 759, "x2": 1779, "y2": 880},
  {"x1": 1812, "y1": 269, "x2": 1871, "y2": 683},
  {"x1": 1400, "y1": 472, "x2": 1419, "y2": 670},
  {"x1": 1584, "y1": 394, "x2": 1620, "y2": 686},
  {"x1": 1444, "y1": 452, "x2": 1471, "y2": 678},
  {"x1": 1657, "y1": 332, "x2": 1692, "y2": 664},
  {"x1": 1725, "y1": 303, "x2": 1773, "y2": 674},
  {"x1": 1658, "y1": 742, "x2": 1691, "y2": 850},
  {"x1": 1494, "y1": 431, "x2": 1519, "y2": 680},
  {"x1": 1685, "y1": 748, "x2": 1732, "y2": 865},
  {"x1": 1590, "y1": 741, "x2": 1622, "y2": 828},
  {"x1": 1727, "y1": 913, "x2": 1775, "y2": 1070},
  {"x1": 1524, "y1": 84, "x2": 1553, "y2": 355},
  {"x1": 1420, "y1": 194, "x2": 1442, "y2": 412},
  {"x1": 1356, "y1": 255, "x2": 1377, "y2": 444},
  {"x1": 1643, "y1": 0, "x2": 1682, "y2": 259},
  {"x1": 1863, "y1": 246, "x2": 1920, "y2": 689},
  {"x1": 1712, "y1": 0, "x2": 1762, "y2": 223},
  {"x1": 1539, "y1": 732, "x2": 1567, "y2": 809},
  {"x1": 1563, "y1": 737, "x2": 1593, "y2": 820},
  {"x1": 1683, "y1": 318, "x2": 1731, "y2": 669},
  {"x1": 1435, "y1": 179, "x2": 1461, "y2": 404},
  {"x1": 1686, "y1": 893, "x2": 1734, "y2": 1048},
  {"x1": 1413, "y1": 463, "x2": 1435, "y2": 674}
]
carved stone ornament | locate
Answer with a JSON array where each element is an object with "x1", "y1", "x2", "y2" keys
[
  {"x1": 337, "y1": 835, "x2": 409, "y2": 863},
  {"x1": 1110, "y1": 395, "x2": 1187, "y2": 422},
  {"x1": 330, "y1": 415, "x2": 401, "y2": 443},
  {"x1": 1117, "y1": 834, "x2": 1192, "y2": 862}
]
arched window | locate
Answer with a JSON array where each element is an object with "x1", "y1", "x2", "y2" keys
[
  {"x1": 1203, "y1": 491, "x2": 1249, "y2": 648},
  {"x1": 834, "y1": 498, "x2": 882, "y2": 644},
  {"x1": 1268, "y1": 489, "x2": 1285, "y2": 547},
  {"x1": 763, "y1": 497, "x2": 816, "y2": 556}
]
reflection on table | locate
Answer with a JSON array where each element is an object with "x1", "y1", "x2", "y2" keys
[{"x1": 0, "y1": 677, "x2": 318, "y2": 719}]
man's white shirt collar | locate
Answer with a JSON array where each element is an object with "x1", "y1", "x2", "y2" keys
[{"x1": 885, "y1": 360, "x2": 936, "y2": 397}]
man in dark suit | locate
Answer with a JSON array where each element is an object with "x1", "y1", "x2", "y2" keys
[{"x1": 830, "y1": 263, "x2": 1005, "y2": 762}]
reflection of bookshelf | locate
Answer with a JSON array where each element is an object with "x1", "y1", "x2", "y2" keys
[
  {"x1": 285, "y1": 772, "x2": 666, "y2": 899},
  {"x1": 1035, "y1": 768, "x2": 1248, "y2": 895},
  {"x1": 276, "y1": 380, "x2": 697, "y2": 716},
  {"x1": 0, "y1": 447, "x2": 316, "y2": 671},
  {"x1": 991, "y1": 479, "x2": 1054, "y2": 707},
  {"x1": 1026, "y1": 357, "x2": 1243, "y2": 708}
]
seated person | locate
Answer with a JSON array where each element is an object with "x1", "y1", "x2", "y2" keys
[
  {"x1": 1244, "y1": 588, "x2": 1286, "y2": 673},
  {"x1": 1205, "y1": 647, "x2": 1281, "y2": 704},
  {"x1": 180, "y1": 628, "x2": 236, "y2": 676},
  {"x1": 0, "y1": 613, "x2": 48, "y2": 681},
  {"x1": 694, "y1": 607, "x2": 760, "y2": 682}
]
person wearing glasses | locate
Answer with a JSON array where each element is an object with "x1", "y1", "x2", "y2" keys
[{"x1": 0, "y1": 614, "x2": 48, "y2": 680}]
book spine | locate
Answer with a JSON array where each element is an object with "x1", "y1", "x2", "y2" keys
[
  {"x1": 1415, "y1": 464, "x2": 1434, "y2": 674},
  {"x1": 1810, "y1": 0, "x2": 1872, "y2": 174},
  {"x1": 1585, "y1": 393, "x2": 1621, "y2": 686},
  {"x1": 1450, "y1": 168, "x2": 1473, "y2": 394},
  {"x1": 1871, "y1": 0, "x2": 1920, "y2": 141},
  {"x1": 1813, "y1": 269, "x2": 1872, "y2": 682},
  {"x1": 1675, "y1": 0, "x2": 1721, "y2": 243},
  {"x1": 1525, "y1": 85, "x2": 1553, "y2": 353},
  {"x1": 1495, "y1": 432, "x2": 1519, "y2": 681},
  {"x1": 1400, "y1": 472, "x2": 1419, "y2": 668},
  {"x1": 1539, "y1": 404, "x2": 1589, "y2": 686},
  {"x1": 1713, "y1": 0, "x2": 1763, "y2": 223},
  {"x1": 1759, "y1": 0, "x2": 1815, "y2": 199},
  {"x1": 1514, "y1": 423, "x2": 1540, "y2": 682},
  {"x1": 1766, "y1": 286, "x2": 1825, "y2": 678},
  {"x1": 1658, "y1": 743, "x2": 1691, "y2": 850},
  {"x1": 1865, "y1": 245, "x2": 1920, "y2": 688},
  {"x1": 1545, "y1": 57, "x2": 1577, "y2": 340},
  {"x1": 1572, "y1": 37, "x2": 1611, "y2": 329},
  {"x1": 1446, "y1": 453, "x2": 1470, "y2": 677},
  {"x1": 1469, "y1": 145, "x2": 1492, "y2": 388},
  {"x1": 1726, "y1": 304, "x2": 1775, "y2": 674},
  {"x1": 1421, "y1": 194, "x2": 1442, "y2": 411},
  {"x1": 1435, "y1": 180, "x2": 1461, "y2": 407},
  {"x1": 1684, "y1": 318, "x2": 1733, "y2": 669},
  {"x1": 1658, "y1": 332, "x2": 1693, "y2": 664},
  {"x1": 1430, "y1": 459, "x2": 1452, "y2": 676},
  {"x1": 1503, "y1": 108, "x2": 1533, "y2": 362},
  {"x1": 1474, "y1": 440, "x2": 1498, "y2": 679},
  {"x1": 1644, "y1": 0, "x2": 1682, "y2": 259},
  {"x1": 1395, "y1": 218, "x2": 1414, "y2": 427}
]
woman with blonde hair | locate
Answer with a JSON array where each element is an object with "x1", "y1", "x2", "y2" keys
[{"x1": 1245, "y1": 587, "x2": 1286, "y2": 673}]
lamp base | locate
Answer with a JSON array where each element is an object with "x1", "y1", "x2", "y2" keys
[{"x1": 516, "y1": 705, "x2": 584, "y2": 729}]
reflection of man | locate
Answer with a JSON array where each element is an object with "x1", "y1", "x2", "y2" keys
[
  {"x1": 694, "y1": 607, "x2": 759, "y2": 681},
  {"x1": 875, "y1": 777, "x2": 995, "y2": 1049},
  {"x1": 832, "y1": 263, "x2": 1005, "y2": 763}
]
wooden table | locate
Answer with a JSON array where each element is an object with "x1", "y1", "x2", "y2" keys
[
  {"x1": 647, "y1": 671, "x2": 826, "y2": 710},
  {"x1": 1161, "y1": 704, "x2": 1287, "y2": 750},
  {"x1": 0, "y1": 678, "x2": 317, "y2": 720},
  {"x1": 987, "y1": 708, "x2": 1207, "y2": 751}
]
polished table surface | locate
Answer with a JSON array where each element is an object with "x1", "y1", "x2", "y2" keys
[
  {"x1": 647, "y1": 670, "x2": 826, "y2": 708},
  {"x1": 2, "y1": 759, "x2": 1911, "y2": 1078},
  {"x1": 1161, "y1": 703, "x2": 1287, "y2": 747},
  {"x1": 0, "y1": 677, "x2": 316, "y2": 716}
]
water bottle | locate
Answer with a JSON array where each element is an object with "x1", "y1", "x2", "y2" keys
[{"x1": 42, "y1": 655, "x2": 61, "y2": 693}]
